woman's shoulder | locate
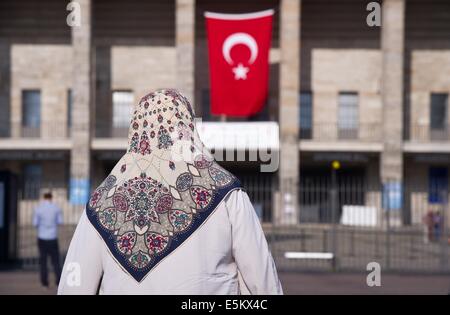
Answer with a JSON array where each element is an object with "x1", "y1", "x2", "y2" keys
[{"x1": 223, "y1": 189, "x2": 252, "y2": 214}]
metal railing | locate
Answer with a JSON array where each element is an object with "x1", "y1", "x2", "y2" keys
[
  {"x1": 13, "y1": 176, "x2": 450, "y2": 274},
  {"x1": 300, "y1": 122, "x2": 383, "y2": 142},
  {"x1": 239, "y1": 173, "x2": 276, "y2": 223},
  {"x1": 16, "y1": 182, "x2": 84, "y2": 268},
  {"x1": 268, "y1": 178, "x2": 450, "y2": 273},
  {"x1": 408, "y1": 125, "x2": 450, "y2": 142},
  {"x1": 0, "y1": 121, "x2": 72, "y2": 139},
  {"x1": 94, "y1": 121, "x2": 129, "y2": 138}
]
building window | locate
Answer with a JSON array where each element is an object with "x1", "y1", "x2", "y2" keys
[
  {"x1": 430, "y1": 93, "x2": 448, "y2": 140},
  {"x1": 21, "y1": 90, "x2": 41, "y2": 137},
  {"x1": 299, "y1": 92, "x2": 312, "y2": 139},
  {"x1": 22, "y1": 164, "x2": 42, "y2": 200},
  {"x1": 112, "y1": 90, "x2": 133, "y2": 137},
  {"x1": 429, "y1": 167, "x2": 448, "y2": 204},
  {"x1": 338, "y1": 92, "x2": 358, "y2": 139}
]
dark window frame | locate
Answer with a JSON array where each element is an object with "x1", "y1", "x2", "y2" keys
[
  {"x1": 338, "y1": 91, "x2": 359, "y2": 139},
  {"x1": 21, "y1": 89, "x2": 41, "y2": 137},
  {"x1": 299, "y1": 91, "x2": 313, "y2": 139},
  {"x1": 430, "y1": 93, "x2": 448, "y2": 131},
  {"x1": 22, "y1": 163, "x2": 43, "y2": 200},
  {"x1": 428, "y1": 167, "x2": 448, "y2": 204}
]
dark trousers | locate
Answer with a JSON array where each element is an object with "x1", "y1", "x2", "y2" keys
[{"x1": 37, "y1": 238, "x2": 61, "y2": 287}]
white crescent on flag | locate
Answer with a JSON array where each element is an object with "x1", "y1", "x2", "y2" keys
[{"x1": 222, "y1": 32, "x2": 258, "y2": 65}]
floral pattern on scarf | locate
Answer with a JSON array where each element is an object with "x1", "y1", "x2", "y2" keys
[{"x1": 86, "y1": 89, "x2": 242, "y2": 282}]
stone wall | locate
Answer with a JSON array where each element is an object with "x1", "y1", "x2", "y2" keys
[
  {"x1": 10, "y1": 44, "x2": 73, "y2": 138},
  {"x1": 409, "y1": 51, "x2": 450, "y2": 141},
  {"x1": 111, "y1": 46, "x2": 177, "y2": 102},
  {"x1": 311, "y1": 49, "x2": 382, "y2": 142}
]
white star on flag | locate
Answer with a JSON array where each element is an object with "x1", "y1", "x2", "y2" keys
[{"x1": 232, "y1": 63, "x2": 249, "y2": 80}]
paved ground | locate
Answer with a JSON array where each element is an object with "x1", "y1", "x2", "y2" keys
[
  {"x1": 268, "y1": 226, "x2": 450, "y2": 273},
  {"x1": 279, "y1": 272, "x2": 450, "y2": 295},
  {"x1": 1, "y1": 270, "x2": 449, "y2": 295},
  {"x1": 18, "y1": 225, "x2": 450, "y2": 272}
]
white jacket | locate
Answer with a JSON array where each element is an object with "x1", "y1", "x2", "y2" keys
[{"x1": 58, "y1": 190, "x2": 283, "y2": 295}]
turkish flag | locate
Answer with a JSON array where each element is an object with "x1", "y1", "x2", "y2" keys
[{"x1": 205, "y1": 9, "x2": 273, "y2": 116}]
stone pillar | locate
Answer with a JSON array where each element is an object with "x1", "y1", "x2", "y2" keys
[
  {"x1": 381, "y1": 0, "x2": 404, "y2": 183},
  {"x1": 176, "y1": 0, "x2": 195, "y2": 104},
  {"x1": 70, "y1": 0, "x2": 92, "y2": 204},
  {"x1": 381, "y1": 0, "x2": 405, "y2": 222},
  {"x1": 278, "y1": 0, "x2": 300, "y2": 225},
  {"x1": 0, "y1": 40, "x2": 11, "y2": 137}
]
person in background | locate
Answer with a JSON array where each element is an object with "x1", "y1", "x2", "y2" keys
[
  {"x1": 33, "y1": 191, "x2": 63, "y2": 289},
  {"x1": 433, "y1": 211, "x2": 443, "y2": 242},
  {"x1": 422, "y1": 209, "x2": 434, "y2": 243}
]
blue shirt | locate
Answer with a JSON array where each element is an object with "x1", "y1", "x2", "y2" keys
[{"x1": 33, "y1": 201, "x2": 63, "y2": 240}]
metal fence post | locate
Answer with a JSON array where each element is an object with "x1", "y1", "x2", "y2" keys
[
  {"x1": 385, "y1": 181, "x2": 391, "y2": 271},
  {"x1": 331, "y1": 166, "x2": 338, "y2": 271},
  {"x1": 270, "y1": 183, "x2": 278, "y2": 269},
  {"x1": 440, "y1": 190, "x2": 448, "y2": 272}
]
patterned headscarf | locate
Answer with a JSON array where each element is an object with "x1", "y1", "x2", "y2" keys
[{"x1": 86, "y1": 89, "x2": 241, "y2": 282}]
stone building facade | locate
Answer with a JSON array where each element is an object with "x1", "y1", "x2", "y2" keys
[{"x1": 0, "y1": 0, "x2": 449, "y2": 229}]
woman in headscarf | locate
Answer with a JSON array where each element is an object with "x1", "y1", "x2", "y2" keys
[{"x1": 58, "y1": 89, "x2": 282, "y2": 295}]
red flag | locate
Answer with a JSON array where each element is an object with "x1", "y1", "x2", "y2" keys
[{"x1": 205, "y1": 9, "x2": 273, "y2": 117}]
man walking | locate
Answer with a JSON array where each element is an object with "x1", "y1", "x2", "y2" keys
[{"x1": 33, "y1": 192, "x2": 63, "y2": 288}]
